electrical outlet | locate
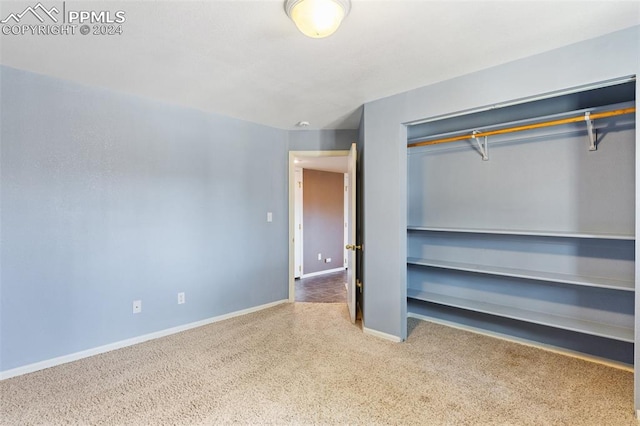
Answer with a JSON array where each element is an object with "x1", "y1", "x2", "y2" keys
[
  {"x1": 133, "y1": 300, "x2": 142, "y2": 314},
  {"x1": 318, "y1": 253, "x2": 322, "y2": 260},
  {"x1": 178, "y1": 292, "x2": 185, "y2": 304},
  {"x1": 267, "y1": 212, "x2": 273, "y2": 222}
]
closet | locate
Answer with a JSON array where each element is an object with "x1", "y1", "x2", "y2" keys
[{"x1": 406, "y1": 79, "x2": 636, "y2": 364}]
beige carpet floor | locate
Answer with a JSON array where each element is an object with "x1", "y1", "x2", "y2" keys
[{"x1": 0, "y1": 303, "x2": 635, "y2": 425}]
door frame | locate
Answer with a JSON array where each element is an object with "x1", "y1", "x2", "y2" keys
[{"x1": 288, "y1": 150, "x2": 350, "y2": 302}]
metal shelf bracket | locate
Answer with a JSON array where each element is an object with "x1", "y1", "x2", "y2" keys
[
  {"x1": 585, "y1": 112, "x2": 597, "y2": 151},
  {"x1": 472, "y1": 131, "x2": 489, "y2": 161}
]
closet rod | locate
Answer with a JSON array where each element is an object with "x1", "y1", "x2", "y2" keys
[{"x1": 407, "y1": 107, "x2": 636, "y2": 148}]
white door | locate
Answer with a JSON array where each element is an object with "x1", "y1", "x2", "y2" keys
[
  {"x1": 345, "y1": 143, "x2": 357, "y2": 323},
  {"x1": 344, "y1": 173, "x2": 349, "y2": 269},
  {"x1": 294, "y1": 168, "x2": 303, "y2": 278}
]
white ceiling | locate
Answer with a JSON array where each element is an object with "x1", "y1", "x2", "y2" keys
[{"x1": 1, "y1": 1, "x2": 639, "y2": 130}]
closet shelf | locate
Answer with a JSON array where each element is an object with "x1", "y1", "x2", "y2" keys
[
  {"x1": 406, "y1": 289, "x2": 634, "y2": 343},
  {"x1": 407, "y1": 258, "x2": 634, "y2": 292},
  {"x1": 407, "y1": 226, "x2": 635, "y2": 241}
]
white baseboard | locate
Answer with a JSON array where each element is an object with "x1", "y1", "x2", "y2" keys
[
  {"x1": 0, "y1": 299, "x2": 288, "y2": 381},
  {"x1": 301, "y1": 267, "x2": 345, "y2": 279},
  {"x1": 407, "y1": 312, "x2": 633, "y2": 372},
  {"x1": 363, "y1": 326, "x2": 403, "y2": 343}
]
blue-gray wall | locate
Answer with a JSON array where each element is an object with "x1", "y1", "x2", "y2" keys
[
  {"x1": 0, "y1": 66, "x2": 350, "y2": 373},
  {"x1": 361, "y1": 26, "x2": 640, "y2": 340}
]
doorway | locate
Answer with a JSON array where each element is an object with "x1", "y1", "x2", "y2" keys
[{"x1": 288, "y1": 150, "x2": 350, "y2": 304}]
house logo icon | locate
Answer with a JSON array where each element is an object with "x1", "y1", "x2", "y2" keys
[{"x1": 1, "y1": 2, "x2": 59, "y2": 24}]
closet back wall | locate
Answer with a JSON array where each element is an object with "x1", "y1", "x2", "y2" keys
[{"x1": 408, "y1": 114, "x2": 635, "y2": 234}]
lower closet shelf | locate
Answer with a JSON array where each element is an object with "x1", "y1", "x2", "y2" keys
[{"x1": 406, "y1": 288, "x2": 634, "y2": 343}]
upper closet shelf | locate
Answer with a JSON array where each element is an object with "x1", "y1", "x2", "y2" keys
[{"x1": 407, "y1": 226, "x2": 635, "y2": 241}]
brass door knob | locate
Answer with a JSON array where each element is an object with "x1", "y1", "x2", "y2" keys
[{"x1": 345, "y1": 244, "x2": 362, "y2": 251}]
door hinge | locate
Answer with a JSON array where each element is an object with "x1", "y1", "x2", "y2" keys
[
  {"x1": 299, "y1": 224, "x2": 302, "y2": 230},
  {"x1": 298, "y1": 181, "x2": 302, "y2": 188}
]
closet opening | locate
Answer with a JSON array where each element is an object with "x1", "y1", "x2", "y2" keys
[{"x1": 405, "y1": 77, "x2": 636, "y2": 366}]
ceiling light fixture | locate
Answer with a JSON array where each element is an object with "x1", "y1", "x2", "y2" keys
[{"x1": 285, "y1": 0, "x2": 351, "y2": 39}]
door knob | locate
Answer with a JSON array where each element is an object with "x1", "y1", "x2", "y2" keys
[{"x1": 345, "y1": 244, "x2": 362, "y2": 251}]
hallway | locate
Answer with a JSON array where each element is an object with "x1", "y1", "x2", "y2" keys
[{"x1": 295, "y1": 270, "x2": 347, "y2": 303}]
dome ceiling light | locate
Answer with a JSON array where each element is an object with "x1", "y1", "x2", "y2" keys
[{"x1": 285, "y1": 0, "x2": 351, "y2": 39}]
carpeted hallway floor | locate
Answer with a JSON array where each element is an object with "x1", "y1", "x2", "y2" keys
[{"x1": 0, "y1": 303, "x2": 635, "y2": 425}]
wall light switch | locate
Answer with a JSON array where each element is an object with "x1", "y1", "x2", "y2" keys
[
  {"x1": 267, "y1": 212, "x2": 273, "y2": 222},
  {"x1": 318, "y1": 253, "x2": 322, "y2": 260},
  {"x1": 133, "y1": 300, "x2": 142, "y2": 314},
  {"x1": 325, "y1": 258, "x2": 332, "y2": 263}
]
